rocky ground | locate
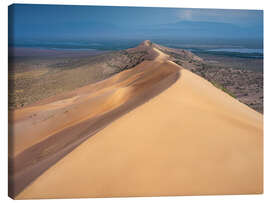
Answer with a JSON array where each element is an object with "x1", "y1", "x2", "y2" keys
[
  {"x1": 154, "y1": 44, "x2": 263, "y2": 113},
  {"x1": 8, "y1": 46, "x2": 153, "y2": 109}
]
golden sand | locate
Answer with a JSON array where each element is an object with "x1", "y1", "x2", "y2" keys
[{"x1": 16, "y1": 49, "x2": 263, "y2": 199}]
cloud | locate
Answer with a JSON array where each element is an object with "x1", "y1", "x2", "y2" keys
[
  {"x1": 176, "y1": 8, "x2": 263, "y2": 25},
  {"x1": 178, "y1": 9, "x2": 193, "y2": 21}
]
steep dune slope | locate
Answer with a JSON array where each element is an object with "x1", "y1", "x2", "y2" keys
[
  {"x1": 9, "y1": 41, "x2": 180, "y2": 197},
  {"x1": 17, "y1": 44, "x2": 263, "y2": 199}
]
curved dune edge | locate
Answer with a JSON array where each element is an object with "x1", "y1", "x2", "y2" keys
[
  {"x1": 17, "y1": 51, "x2": 263, "y2": 199},
  {"x1": 9, "y1": 47, "x2": 180, "y2": 197}
]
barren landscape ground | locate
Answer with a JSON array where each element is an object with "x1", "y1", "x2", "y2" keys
[{"x1": 9, "y1": 41, "x2": 263, "y2": 199}]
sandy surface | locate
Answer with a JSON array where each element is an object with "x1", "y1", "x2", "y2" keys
[
  {"x1": 9, "y1": 45, "x2": 179, "y2": 197},
  {"x1": 16, "y1": 47, "x2": 263, "y2": 199}
]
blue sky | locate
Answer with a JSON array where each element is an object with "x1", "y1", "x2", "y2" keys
[{"x1": 9, "y1": 4, "x2": 263, "y2": 44}]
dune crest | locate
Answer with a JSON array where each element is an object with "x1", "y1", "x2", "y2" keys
[
  {"x1": 9, "y1": 41, "x2": 180, "y2": 197},
  {"x1": 15, "y1": 42, "x2": 263, "y2": 199}
]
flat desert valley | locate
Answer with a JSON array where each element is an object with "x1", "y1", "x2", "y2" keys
[{"x1": 9, "y1": 41, "x2": 263, "y2": 199}]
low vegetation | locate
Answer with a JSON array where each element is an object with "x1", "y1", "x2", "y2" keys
[{"x1": 173, "y1": 58, "x2": 263, "y2": 113}]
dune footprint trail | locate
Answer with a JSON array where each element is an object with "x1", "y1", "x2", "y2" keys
[{"x1": 9, "y1": 41, "x2": 180, "y2": 198}]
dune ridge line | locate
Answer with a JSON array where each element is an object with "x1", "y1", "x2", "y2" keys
[{"x1": 9, "y1": 41, "x2": 181, "y2": 198}]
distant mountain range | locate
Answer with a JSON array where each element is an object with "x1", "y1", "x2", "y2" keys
[
  {"x1": 142, "y1": 21, "x2": 263, "y2": 39},
  {"x1": 9, "y1": 20, "x2": 263, "y2": 44}
]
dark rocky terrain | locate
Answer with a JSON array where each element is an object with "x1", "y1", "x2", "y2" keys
[
  {"x1": 9, "y1": 41, "x2": 263, "y2": 113},
  {"x1": 153, "y1": 43, "x2": 263, "y2": 113}
]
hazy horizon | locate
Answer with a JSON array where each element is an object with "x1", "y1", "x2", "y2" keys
[{"x1": 9, "y1": 4, "x2": 263, "y2": 49}]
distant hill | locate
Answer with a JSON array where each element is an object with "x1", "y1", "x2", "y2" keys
[{"x1": 9, "y1": 20, "x2": 263, "y2": 45}]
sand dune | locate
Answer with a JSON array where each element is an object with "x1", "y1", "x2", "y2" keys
[
  {"x1": 9, "y1": 42, "x2": 180, "y2": 197},
  {"x1": 16, "y1": 44, "x2": 263, "y2": 199}
]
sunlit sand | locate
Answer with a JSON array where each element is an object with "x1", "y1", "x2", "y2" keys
[{"x1": 16, "y1": 43, "x2": 263, "y2": 199}]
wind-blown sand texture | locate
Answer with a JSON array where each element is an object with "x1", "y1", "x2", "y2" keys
[{"x1": 10, "y1": 41, "x2": 263, "y2": 199}]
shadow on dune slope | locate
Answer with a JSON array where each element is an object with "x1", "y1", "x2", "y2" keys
[{"x1": 9, "y1": 42, "x2": 181, "y2": 198}]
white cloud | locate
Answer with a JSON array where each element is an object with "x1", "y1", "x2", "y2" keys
[
  {"x1": 176, "y1": 8, "x2": 263, "y2": 25},
  {"x1": 178, "y1": 9, "x2": 193, "y2": 21}
]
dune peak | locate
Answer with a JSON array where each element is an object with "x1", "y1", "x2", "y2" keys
[{"x1": 141, "y1": 40, "x2": 153, "y2": 46}]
